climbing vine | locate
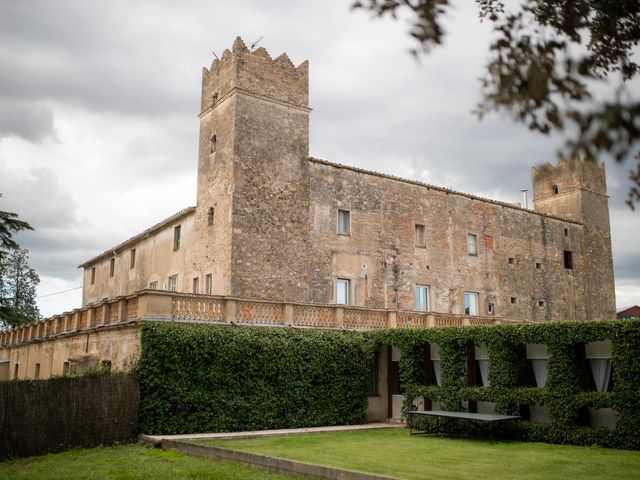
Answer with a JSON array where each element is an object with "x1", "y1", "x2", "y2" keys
[{"x1": 371, "y1": 320, "x2": 640, "y2": 449}]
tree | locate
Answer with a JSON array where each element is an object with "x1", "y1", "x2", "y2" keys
[
  {"x1": 1, "y1": 194, "x2": 33, "y2": 250},
  {"x1": 353, "y1": 0, "x2": 640, "y2": 208},
  {"x1": 0, "y1": 196, "x2": 39, "y2": 328},
  {"x1": 0, "y1": 248, "x2": 40, "y2": 328}
]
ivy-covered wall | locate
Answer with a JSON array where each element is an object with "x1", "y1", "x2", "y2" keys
[
  {"x1": 137, "y1": 322, "x2": 374, "y2": 434},
  {"x1": 373, "y1": 320, "x2": 640, "y2": 449}
]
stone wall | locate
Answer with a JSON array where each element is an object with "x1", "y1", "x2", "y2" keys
[
  {"x1": 304, "y1": 159, "x2": 595, "y2": 320},
  {"x1": 77, "y1": 38, "x2": 616, "y2": 322},
  {"x1": 82, "y1": 208, "x2": 196, "y2": 305},
  {"x1": 5, "y1": 324, "x2": 140, "y2": 380}
]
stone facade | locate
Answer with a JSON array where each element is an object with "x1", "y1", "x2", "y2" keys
[{"x1": 79, "y1": 37, "x2": 616, "y2": 322}]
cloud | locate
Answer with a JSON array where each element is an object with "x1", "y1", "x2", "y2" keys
[
  {"x1": 0, "y1": 0, "x2": 636, "y2": 316},
  {"x1": 0, "y1": 99, "x2": 55, "y2": 142}
]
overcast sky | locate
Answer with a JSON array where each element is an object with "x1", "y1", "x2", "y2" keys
[{"x1": 0, "y1": 0, "x2": 638, "y2": 317}]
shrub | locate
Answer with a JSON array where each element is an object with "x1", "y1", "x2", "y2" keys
[{"x1": 137, "y1": 322, "x2": 375, "y2": 434}]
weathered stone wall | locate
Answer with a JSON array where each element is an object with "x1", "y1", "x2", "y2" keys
[
  {"x1": 78, "y1": 38, "x2": 616, "y2": 321},
  {"x1": 3, "y1": 324, "x2": 140, "y2": 380},
  {"x1": 532, "y1": 158, "x2": 615, "y2": 320},
  {"x1": 82, "y1": 210, "x2": 196, "y2": 305},
  {"x1": 305, "y1": 159, "x2": 593, "y2": 320}
]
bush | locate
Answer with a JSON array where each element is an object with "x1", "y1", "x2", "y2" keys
[{"x1": 137, "y1": 322, "x2": 375, "y2": 434}]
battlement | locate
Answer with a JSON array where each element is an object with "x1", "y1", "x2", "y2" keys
[
  {"x1": 532, "y1": 154, "x2": 607, "y2": 202},
  {"x1": 200, "y1": 37, "x2": 309, "y2": 115}
]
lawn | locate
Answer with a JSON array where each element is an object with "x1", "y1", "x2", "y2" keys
[
  {"x1": 0, "y1": 443, "x2": 304, "y2": 480},
  {"x1": 198, "y1": 428, "x2": 640, "y2": 480}
]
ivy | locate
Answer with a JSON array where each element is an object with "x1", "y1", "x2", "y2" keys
[
  {"x1": 371, "y1": 320, "x2": 640, "y2": 449},
  {"x1": 137, "y1": 323, "x2": 375, "y2": 435}
]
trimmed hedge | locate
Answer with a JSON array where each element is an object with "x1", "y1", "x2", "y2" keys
[
  {"x1": 372, "y1": 320, "x2": 640, "y2": 449},
  {"x1": 137, "y1": 322, "x2": 375, "y2": 434}
]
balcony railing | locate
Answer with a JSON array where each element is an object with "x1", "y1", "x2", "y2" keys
[{"x1": 0, "y1": 290, "x2": 515, "y2": 348}]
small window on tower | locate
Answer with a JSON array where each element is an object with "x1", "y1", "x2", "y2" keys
[
  {"x1": 553, "y1": 185, "x2": 559, "y2": 194},
  {"x1": 467, "y1": 234, "x2": 478, "y2": 256},
  {"x1": 210, "y1": 134, "x2": 217, "y2": 154},
  {"x1": 130, "y1": 249, "x2": 136, "y2": 269},
  {"x1": 564, "y1": 250, "x2": 573, "y2": 269},
  {"x1": 90, "y1": 267, "x2": 96, "y2": 285},
  {"x1": 414, "y1": 224, "x2": 426, "y2": 248},
  {"x1": 208, "y1": 207, "x2": 214, "y2": 226},
  {"x1": 109, "y1": 258, "x2": 115, "y2": 277},
  {"x1": 337, "y1": 209, "x2": 350, "y2": 236}
]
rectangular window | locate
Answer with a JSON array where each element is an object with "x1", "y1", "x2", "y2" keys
[
  {"x1": 464, "y1": 291, "x2": 479, "y2": 315},
  {"x1": 13, "y1": 363, "x2": 19, "y2": 379},
  {"x1": 34, "y1": 363, "x2": 40, "y2": 380},
  {"x1": 173, "y1": 225, "x2": 181, "y2": 250},
  {"x1": 414, "y1": 224, "x2": 426, "y2": 248},
  {"x1": 337, "y1": 209, "x2": 350, "y2": 236},
  {"x1": 149, "y1": 281, "x2": 158, "y2": 290},
  {"x1": 467, "y1": 234, "x2": 478, "y2": 255},
  {"x1": 168, "y1": 275, "x2": 178, "y2": 292},
  {"x1": 192, "y1": 277, "x2": 199, "y2": 294},
  {"x1": 564, "y1": 250, "x2": 573, "y2": 269},
  {"x1": 109, "y1": 258, "x2": 115, "y2": 277},
  {"x1": 63, "y1": 361, "x2": 70, "y2": 374},
  {"x1": 336, "y1": 278, "x2": 351, "y2": 305},
  {"x1": 415, "y1": 285, "x2": 429, "y2": 312},
  {"x1": 205, "y1": 274, "x2": 212, "y2": 295},
  {"x1": 90, "y1": 267, "x2": 95, "y2": 285},
  {"x1": 208, "y1": 208, "x2": 214, "y2": 226},
  {"x1": 130, "y1": 249, "x2": 136, "y2": 269}
]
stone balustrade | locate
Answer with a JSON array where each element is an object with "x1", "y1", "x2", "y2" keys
[{"x1": 0, "y1": 289, "x2": 512, "y2": 348}]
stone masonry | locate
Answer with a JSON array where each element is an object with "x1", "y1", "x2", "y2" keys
[{"x1": 79, "y1": 37, "x2": 616, "y2": 322}]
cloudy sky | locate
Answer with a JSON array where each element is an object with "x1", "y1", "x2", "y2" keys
[{"x1": 0, "y1": 0, "x2": 638, "y2": 317}]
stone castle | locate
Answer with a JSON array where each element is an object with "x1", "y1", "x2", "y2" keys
[
  {"x1": 0, "y1": 37, "x2": 616, "y2": 383},
  {"x1": 81, "y1": 37, "x2": 615, "y2": 322}
]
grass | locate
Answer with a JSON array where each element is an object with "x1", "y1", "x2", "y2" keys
[
  {"x1": 0, "y1": 443, "x2": 304, "y2": 480},
  {"x1": 197, "y1": 428, "x2": 640, "y2": 480}
]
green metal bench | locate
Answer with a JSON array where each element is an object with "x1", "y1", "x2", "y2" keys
[{"x1": 406, "y1": 410, "x2": 520, "y2": 441}]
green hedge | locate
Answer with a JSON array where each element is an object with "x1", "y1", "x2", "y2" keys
[
  {"x1": 372, "y1": 320, "x2": 640, "y2": 449},
  {"x1": 137, "y1": 322, "x2": 375, "y2": 434}
]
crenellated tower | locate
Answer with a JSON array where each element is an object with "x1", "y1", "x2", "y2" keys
[
  {"x1": 192, "y1": 37, "x2": 312, "y2": 300},
  {"x1": 532, "y1": 156, "x2": 616, "y2": 319}
]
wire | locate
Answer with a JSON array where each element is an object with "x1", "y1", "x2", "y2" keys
[{"x1": 37, "y1": 286, "x2": 82, "y2": 299}]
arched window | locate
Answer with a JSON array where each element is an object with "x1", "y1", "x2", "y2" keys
[
  {"x1": 210, "y1": 134, "x2": 217, "y2": 154},
  {"x1": 552, "y1": 185, "x2": 559, "y2": 194},
  {"x1": 207, "y1": 207, "x2": 214, "y2": 226}
]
